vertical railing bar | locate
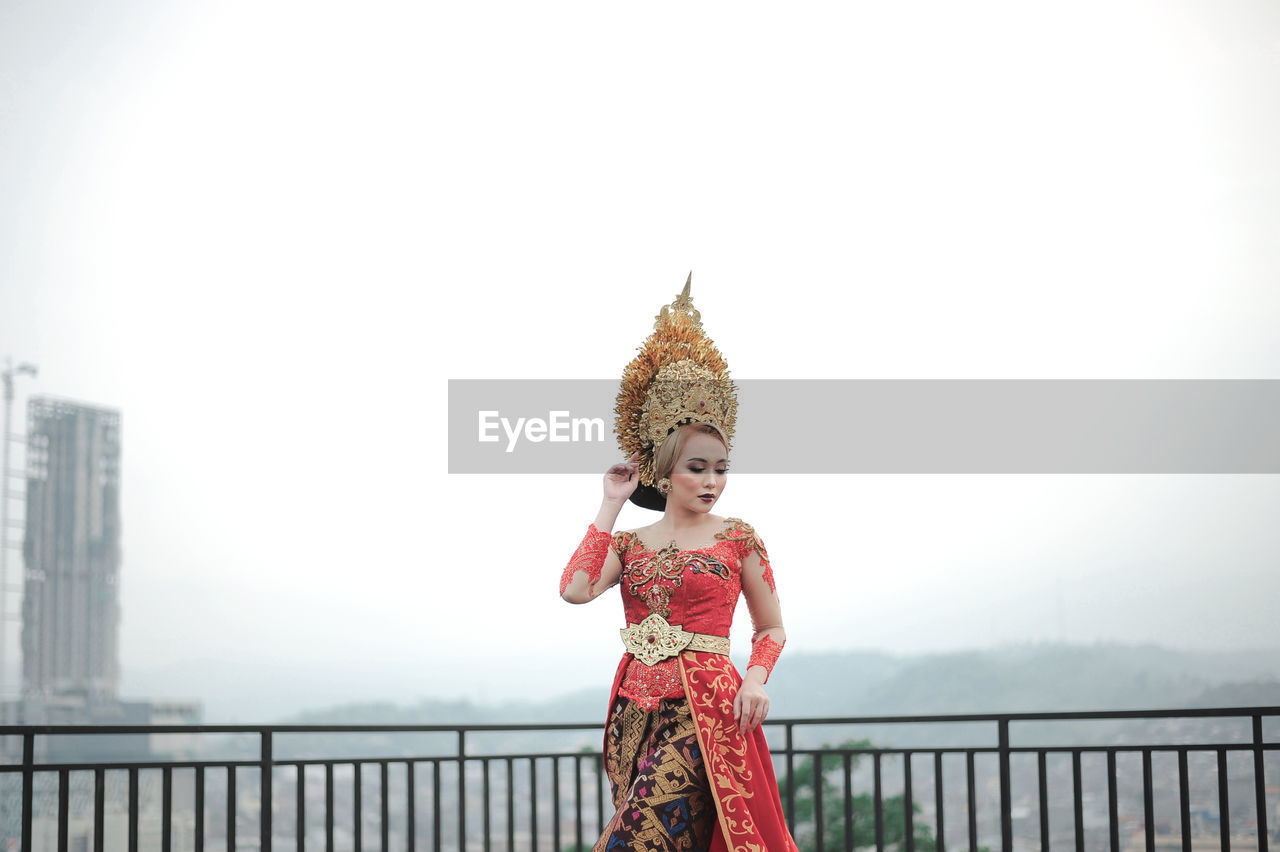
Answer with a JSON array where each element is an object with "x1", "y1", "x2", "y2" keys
[
  {"x1": 785, "y1": 724, "x2": 796, "y2": 834},
  {"x1": 814, "y1": 752, "x2": 825, "y2": 852},
  {"x1": 1142, "y1": 748, "x2": 1154, "y2": 852},
  {"x1": 1038, "y1": 750, "x2": 1049, "y2": 852},
  {"x1": 967, "y1": 751, "x2": 977, "y2": 852},
  {"x1": 483, "y1": 757, "x2": 492, "y2": 852},
  {"x1": 128, "y1": 766, "x2": 139, "y2": 852},
  {"x1": 58, "y1": 767, "x2": 69, "y2": 852},
  {"x1": 507, "y1": 758, "x2": 516, "y2": 852},
  {"x1": 1107, "y1": 750, "x2": 1119, "y2": 852},
  {"x1": 873, "y1": 751, "x2": 884, "y2": 852},
  {"x1": 1177, "y1": 749, "x2": 1191, "y2": 852},
  {"x1": 381, "y1": 760, "x2": 390, "y2": 852},
  {"x1": 261, "y1": 730, "x2": 273, "y2": 852},
  {"x1": 530, "y1": 757, "x2": 539, "y2": 852},
  {"x1": 574, "y1": 754, "x2": 583, "y2": 852},
  {"x1": 998, "y1": 719, "x2": 1011, "y2": 852},
  {"x1": 355, "y1": 757, "x2": 366, "y2": 849},
  {"x1": 595, "y1": 754, "x2": 604, "y2": 839},
  {"x1": 296, "y1": 764, "x2": 306, "y2": 852},
  {"x1": 407, "y1": 761, "x2": 416, "y2": 852},
  {"x1": 1072, "y1": 750, "x2": 1083, "y2": 852},
  {"x1": 904, "y1": 751, "x2": 914, "y2": 852},
  {"x1": 162, "y1": 765, "x2": 173, "y2": 852},
  {"x1": 458, "y1": 731, "x2": 467, "y2": 852},
  {"x1": 325, "y1": 762, "x2": 334, "y2": 852},
  {"x1": 94, "y1": 767, "x2": 107, "y2": 852},
  {"x1": 20, "y1": 733, "x2": 33, "y2": 852},
  {"x1": 433, "y1": 760, "x2": 442, "y2": 852},
  {"x1": 354, "y1": 762, "x2": 363, "y2": 852},
  {"x1": 934, "y1": 752, "x2": 945, "y2": 852},
  {"x1": 1217, "y1": 749, "x2": 1230, "y2": 851},
  {"x1": 228, "y1": 765, "x2": 237, "y2": 852},
  {"x1": 193, "y1": 766, "x2": 203, "y2": 852},
  {"x1": 552, "y1": 756, "x2": 561, "y2": 852},
  {"x1": 1254, "y1": 715, "x2": 1270, "y2": 852},
  {"x1": 843, "y1": 752, "x2": 854, "y2": 852}
]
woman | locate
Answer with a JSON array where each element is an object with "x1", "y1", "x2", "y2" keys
[{"x1": 559, "y1": 276, "x2": 798, "y2": 852}]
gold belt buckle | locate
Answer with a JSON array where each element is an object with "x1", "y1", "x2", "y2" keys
[{"x1": 620, "y1": 613, "x2": 694, "y2": 666}]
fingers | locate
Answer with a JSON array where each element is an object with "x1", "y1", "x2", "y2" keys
[
  {"x1": 608, "y1": 454, "x2": 641, "y2": 477},
  {"x1": 736, "y1": 694, "x2": 770, "y2": 734},
  {"x1": 620, "y1": 453, "x2": 639, "y2": 478},
  {"x1": 753, "y1": 697, "x2": 770, "y2": 731},
  {"x1": 738, "y1": 695, "x2": 753, "y2": 734}
]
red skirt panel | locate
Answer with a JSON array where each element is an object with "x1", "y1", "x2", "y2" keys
[{"x1": 601, "y1": 653, "x2": 799, "y2": 852}]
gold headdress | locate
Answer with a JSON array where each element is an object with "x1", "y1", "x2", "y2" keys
[{"x1": 614, "y1": 272, "x2": 738, "y2": 510}]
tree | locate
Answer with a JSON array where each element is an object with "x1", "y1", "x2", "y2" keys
[{"x1": 779, "y1": 738, "x2": 951, "y2": 852}]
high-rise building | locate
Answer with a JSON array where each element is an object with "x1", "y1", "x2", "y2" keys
[
  {"x1": 20, "y1": 396, "x2": 121, "y2": 702},
  {"x1": 0, "y1": 393, "x2": 198, "y2": 756}
]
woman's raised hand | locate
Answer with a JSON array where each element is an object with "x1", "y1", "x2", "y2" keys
[{"x1": 603, "y1": 452, "x2": 641, "y2": 503}]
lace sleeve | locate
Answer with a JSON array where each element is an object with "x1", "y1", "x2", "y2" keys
[
  {"x1": 559, "y1": 523, "x2": 613, "y2": 597},
  {"x1": 754, "y1": 531, "x2": 777, "y2": 595},
  {"x1": 739, "y1": 521, "x2": 785, "y2": 681}
]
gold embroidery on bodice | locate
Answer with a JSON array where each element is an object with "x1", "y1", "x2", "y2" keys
[
  {"x1": 624, "y1": 543, "x2": 731, "y2": 600},
  {"x1": 643, "y1": 585, "x2": 673, "y2": 618},
  {"x1": 625, "y1": 540, "x2": 688, "y2": 598},
  {"x1": 622, "y1": 518, "x2": 739, "y2": 607}
]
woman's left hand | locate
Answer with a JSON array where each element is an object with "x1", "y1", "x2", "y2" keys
[{"x1": 733, "y1": 674, "x2": 770, "y2": 734}]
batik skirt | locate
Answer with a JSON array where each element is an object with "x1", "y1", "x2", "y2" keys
[{"x1": 594, "y1": 695, "x2": 718, "y2": 852}]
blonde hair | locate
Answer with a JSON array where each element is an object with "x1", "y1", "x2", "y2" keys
[{"x1": 653, "y1": 422, "x2": 729, "y2": 482}]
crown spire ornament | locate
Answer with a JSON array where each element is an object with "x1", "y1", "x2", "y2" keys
[
  {"x1": 614, "y1": 272, "x2": 738, "y2": 511},
  {"x1": 655, "y1": 272, "x2": 702, "y2": 330}
]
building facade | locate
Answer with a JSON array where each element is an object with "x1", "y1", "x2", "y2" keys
[{"x1": 20, "y1": 396, "x2": 122, "y2": 702}]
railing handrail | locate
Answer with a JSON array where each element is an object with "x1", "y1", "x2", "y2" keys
[
  {"x1": 1, "y1": 704, "x2": 1275, "y2": 851},
  {"x1": 2, "y1": 703, "x2": 1277, "y2": 735}
]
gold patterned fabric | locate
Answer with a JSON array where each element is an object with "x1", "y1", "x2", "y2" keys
[
  {"x1": 620, "y1": 613, "x2": 729, "y2": 665},
  {"x1": 596, "y1": 696, "x2": 717, "y2": 852},
  {"x1": 678, "y1": 651, "x2": 798, "y2": 851}
]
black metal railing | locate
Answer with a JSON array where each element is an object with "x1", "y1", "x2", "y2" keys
[{"x1": 0, "y1": 704, "x2": 1276, "y2": 851}]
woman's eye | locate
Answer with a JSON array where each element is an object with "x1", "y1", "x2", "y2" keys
[
  {"x1": 689, "y1": 466, "x2": 704, "y2": 473},
  {"x1": 716, "y1": 468, "x2": 729, "y2": 475}
]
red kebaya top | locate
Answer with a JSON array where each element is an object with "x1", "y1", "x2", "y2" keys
[{"x1": 609, "y1": 517, "x2": 776, "y2": 709}]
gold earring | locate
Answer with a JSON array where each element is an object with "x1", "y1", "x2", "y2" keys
[{"x1": 657, "y1": 478, "x2": 672, "y2": 494}]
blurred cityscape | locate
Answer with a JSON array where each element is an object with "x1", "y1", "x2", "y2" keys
[{"x1": 0, "y1": 364, "x2": 1274, "y2": 850}]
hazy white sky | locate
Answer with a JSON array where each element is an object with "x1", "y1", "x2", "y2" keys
[{"x1": 1, "y1": 0, "x2": 1277, "y2": 718}]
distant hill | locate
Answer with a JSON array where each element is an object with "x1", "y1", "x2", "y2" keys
[
  {"x1": 159, "y1": 642, "x2": 1280, "y2": 762},
  {"x1": 764, "y1": 642, "x2": 1280, "y2": 716},
  {"x1": 1189, "y1": 678, "x2": 1280, "y2": 707},
  {"x1": 275, "y1": 641, "x2": 1280, "y2": 726}
]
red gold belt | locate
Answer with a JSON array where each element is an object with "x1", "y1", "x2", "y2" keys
[{"x1": 620, "y1": 613, "x2": 730, "y2": 666}]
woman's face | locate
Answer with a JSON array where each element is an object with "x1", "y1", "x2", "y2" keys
[{"x1": 668, "y1": 430, "x2": 729, "y2": 514}]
